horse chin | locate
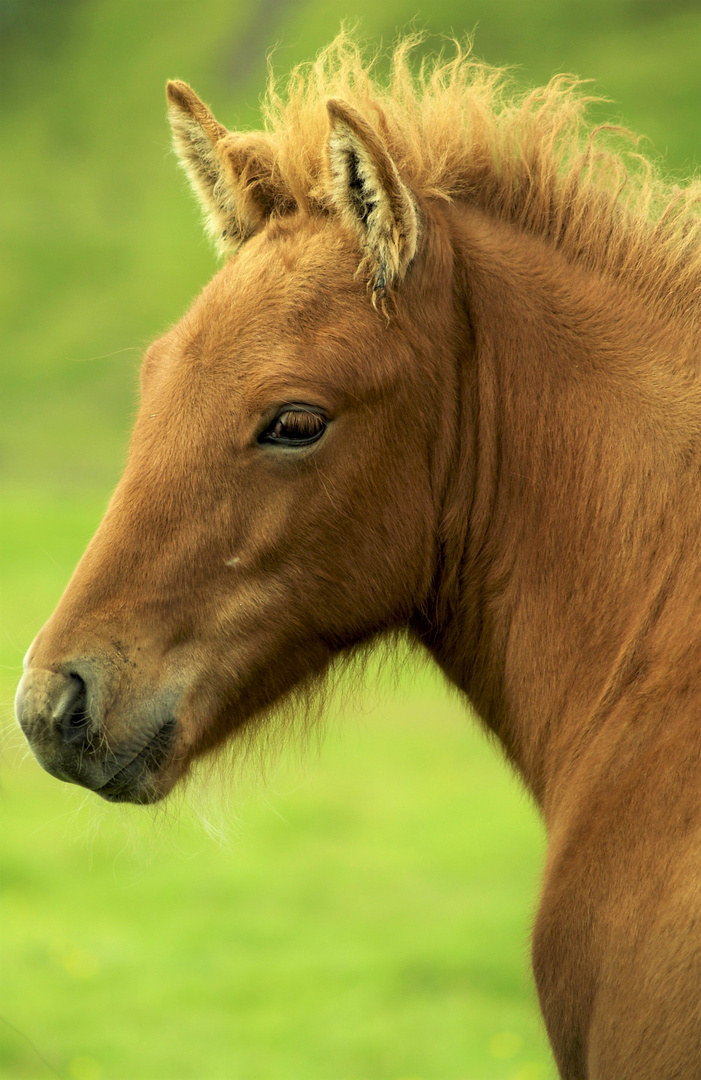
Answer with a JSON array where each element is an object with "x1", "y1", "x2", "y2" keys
[
  {"x1": 95, "y1": 770, "x2": 174, "y2": 805},
  {"x1": 91, "y1": 718, "x2": 182, "y2": 804}
]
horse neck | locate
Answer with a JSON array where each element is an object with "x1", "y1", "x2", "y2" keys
[{"x1": 415, "y1": 203, "x2": 701, "y2": 816}]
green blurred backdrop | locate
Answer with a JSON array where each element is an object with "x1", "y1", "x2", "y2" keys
[{"x1": 1, "y1": 1, "x2": 699, "y2": 1078}]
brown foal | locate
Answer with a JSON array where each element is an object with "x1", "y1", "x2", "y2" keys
[{"x1": 16, "y1": 36, "x2": 701, "y2": 1078}]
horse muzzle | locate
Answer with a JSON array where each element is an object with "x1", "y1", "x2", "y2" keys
[{"x1": 15, "y1": 665, "x2": 179, "y2": 804}]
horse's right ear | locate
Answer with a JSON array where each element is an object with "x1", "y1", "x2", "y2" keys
[
  {"x1": 166, "y1": 81, "x2": 294, "y2": 254},
  {"x1": 326, "y1": 98, "x2": 419, "y2": 296}
]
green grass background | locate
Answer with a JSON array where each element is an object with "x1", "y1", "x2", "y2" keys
[{"x1": 1, "y1": 1, "x2": 699, "y2": 1077}]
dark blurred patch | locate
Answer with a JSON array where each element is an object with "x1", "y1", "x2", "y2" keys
[
  {"x1": 0, "y1": 853, "x2": 43, "y2": 892},
  {"x1": 219, "y1": 0, "x2": 291, "y2": 88},
  {"x1": 398, "y1": 953, "x2": 525, "y2": 997},
  {"x1": 631, "y1": 0, "x2": 701, "y2": 16},
  {"x1": 398, "y1": 960, "x2": 473, "y2": 995},
  {"x1": 0, "y1": 0, "x2": 79, "y2": 46},
  {"x1": 0, "y1": 0, "x2": 81, "y2": 94}
]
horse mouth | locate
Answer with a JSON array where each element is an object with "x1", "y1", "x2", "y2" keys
[{"x1": 95, "y1": 718, "x2": 177, "y2": 804}]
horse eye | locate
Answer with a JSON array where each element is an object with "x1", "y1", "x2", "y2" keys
[{"x1": 258, "y1": 408, "x2": 327, "y2": 447}]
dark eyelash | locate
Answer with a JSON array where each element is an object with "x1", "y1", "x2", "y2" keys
[{"x1": 258, "y1": 408, "x2": 327, "y2": 447}]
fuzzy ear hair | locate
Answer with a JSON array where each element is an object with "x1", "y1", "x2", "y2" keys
[
  {"x1": 166, "y1": 80, "x2": 294, "y2": 253},
  {"x1": 326, "y1": 99, "x2": 419, "y2": 295}
]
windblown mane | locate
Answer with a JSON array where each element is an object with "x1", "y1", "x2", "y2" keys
[{"x1": 259, "y1": 32, "x2": 700, "y2": 326}]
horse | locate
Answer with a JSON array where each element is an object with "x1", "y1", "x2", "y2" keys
[{"x1": 15, "y1": 34, "x2": 701, "y2": 1078}]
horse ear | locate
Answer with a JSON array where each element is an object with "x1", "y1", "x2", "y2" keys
[
  {"x1": 166, "y1": 80, "x2": 293, "y2": 253},
  {"x1": 326, "y1": 98, "x2": 419, "y2": 295}
]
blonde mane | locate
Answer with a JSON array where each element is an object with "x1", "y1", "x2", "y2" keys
[{"x1": 260, "y1": 32, "x2": 700, "y2": 326}]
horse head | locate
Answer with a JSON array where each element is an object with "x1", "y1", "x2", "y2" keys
[{"x1": 16, "y1": 80, "x2": 461, "y2": 802}]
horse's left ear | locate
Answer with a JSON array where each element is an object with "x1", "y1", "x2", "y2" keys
[{"x1": 326, "y1": 99, "x2": 419, "y2": 295}]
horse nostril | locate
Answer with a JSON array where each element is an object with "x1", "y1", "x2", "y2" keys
[{"x1": 54, "y1": 673, "x2": 92, "y2": 745}]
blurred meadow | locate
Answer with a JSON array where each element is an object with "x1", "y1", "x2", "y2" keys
[{"x1": 1, "y1": 0, "x2": 700, "y2": 1077}]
